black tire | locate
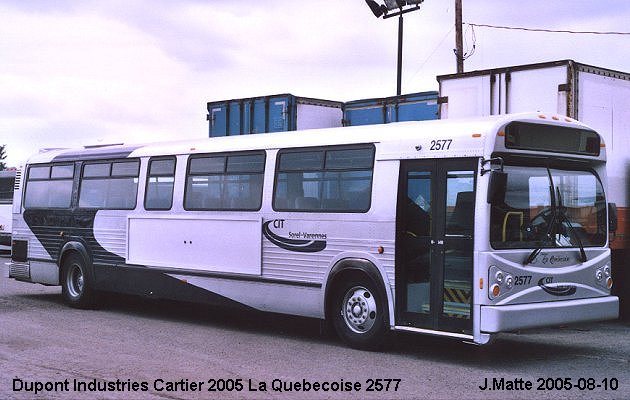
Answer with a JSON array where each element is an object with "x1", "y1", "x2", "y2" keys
[
  {"x1": 61, "y1": 253, "x2": 95, "y2": 309},
  {"x1": 331, "y1": 275, "x2": 387, "y2": 350}
]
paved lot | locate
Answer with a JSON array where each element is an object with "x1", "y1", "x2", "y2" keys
[{"x1": 1, "y1": 255, "x2": 629, "y2": 399}]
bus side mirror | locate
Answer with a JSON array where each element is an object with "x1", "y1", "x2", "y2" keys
[
  {"x1": 487, "y1": 171, "x2": 507, "y2": 205},
  {"x1": 608, "y1": 202, "x2": 618, "y2": 232}
]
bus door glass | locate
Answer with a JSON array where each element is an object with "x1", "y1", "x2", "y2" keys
[{"x1": 396, "y1": 158, "x2": 476, "y2": 333}]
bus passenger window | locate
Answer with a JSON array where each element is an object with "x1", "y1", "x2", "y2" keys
[
  {"x1": 273, "y1": 145, "x2": 374, "y2": 212},
  {"x1": 0, "y1": 175, "x2": 14, "y2": 205},
  {"x1": 184, "y1": 152, "x2": 265, "y2": 211},
  {"x1": 79, "y1": 160, "x2": 140, "y2": 210},
  {"x1": 24, "y1": 164, "x2": 74, "y2": 209},
  {"x1": 145, "y1": 158, "x2": 176, "y2": 210}
]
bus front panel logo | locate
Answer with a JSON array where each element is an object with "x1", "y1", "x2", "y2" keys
[{"x1": 538, "y1": 277, "x2": 577, "y2": 296}]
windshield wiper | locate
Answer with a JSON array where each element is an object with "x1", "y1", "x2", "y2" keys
[
  {"x1": 524, "y1": 216, "x2": 558, "y2": 264},
  {"x1": 555, "y1": 189, "x2": 588, "y2": 263},
  {"x1": 524, "y1": 169, "x2": 558, "y2": 265},
  {"x1": 524, "y1": 184, "x2": 588, "y2": 265}
]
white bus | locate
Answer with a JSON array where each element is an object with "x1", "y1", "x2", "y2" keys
[
  {"x1": 8, "y1": 113, "x2": 619, "y2": 349},
  {"x1": 0, "y1": 169, "x2": 16, "y2": 252}
]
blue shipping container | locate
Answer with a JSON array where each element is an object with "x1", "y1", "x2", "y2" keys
[
  {"x1": 343, "y1": 91, "x2": 439, "y2": 126},
  {"x1": 207, "y1": 94, "x2": 343, "y2": 137}
]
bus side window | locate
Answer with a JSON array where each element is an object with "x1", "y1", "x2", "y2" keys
[
  {"x1": 0, "y1": 175, "x2": 14, "y2": 204},
  {"x1": 184, "y1": 152, "x2": 265, "y2": 211},
  {"x1": 79, "y1": 160, "x2": 140, "y2": 210},
  {"x1": 145, "y1": 157, "x2": 176, "y2": 210},
  {"x1": 273, "y1": 145, "x2": 374, "y2": 213},
  {"x1": 24, "y1": 164, "x2": 74, "y2": 209}
]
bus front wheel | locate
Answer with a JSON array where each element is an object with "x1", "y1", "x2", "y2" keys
[
  {"x1": 61, "y1": 253, "x2": 95, "y2": 309},
  {"x1": 331, "y1": 276, "x2": 387, "y2": 350}
]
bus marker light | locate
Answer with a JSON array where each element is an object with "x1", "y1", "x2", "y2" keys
[
  {"x1": 479, "y1": 278, "x2": 483, "y2": 290},
  {"x1": 491, "y1": 284, "x2": 500, "y2": 297},
  {"x1": 552, "y1": 115, "x2": 559, "y2": 121},
  {"x1": 472, "y1": 133, "x2": 482, "y2": 138},
  {"x1": 607, "y1": 277, "x2": 613, "y2": 289},
  {"x1": 538, "y1": 114, "x2": 547, "y2": 119},
  {"x1": 497, "y1": 131, "x2": 505, "y2": 137},
  {"x1": 377, "y1": 246, "x2": 384, "y2": 254}
]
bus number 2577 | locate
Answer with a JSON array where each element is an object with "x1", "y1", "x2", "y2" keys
[{"x1": 430, "y1": 139, "x2": 452, "y2": 151}]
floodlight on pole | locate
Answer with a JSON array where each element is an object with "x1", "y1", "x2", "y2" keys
[
  {"x1": 383, "y1": 0, "x2": 403, "y2": 10},
  {"x1": 364, "y1": 0, "x2": 425, "y2": 96},
  {"x1": 365, "y1": 0, "x2": 386, "y2": 17}
]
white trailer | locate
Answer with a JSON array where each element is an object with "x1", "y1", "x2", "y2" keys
[{"x1": 437, "y1": 60, "x2": 630, "y2": 318}]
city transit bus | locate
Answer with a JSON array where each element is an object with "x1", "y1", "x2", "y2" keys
[
  {"x1": 0, "y1": 169, "x2": 16, "y2": 252},
  {"x1": 8, "y1": 113, "x2": 619, "y2": 349}
]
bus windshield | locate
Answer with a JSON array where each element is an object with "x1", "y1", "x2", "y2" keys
[{"x1": 491, "y1": 165, "x2": 606, "y2": 249}]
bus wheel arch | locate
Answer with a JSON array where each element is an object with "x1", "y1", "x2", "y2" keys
[
  {"x1": 325, "y1": 259, "x2": 389, "y2": 350},
  {"x1": 59, "y1": 243, "x2": 96, "y2": 309}
]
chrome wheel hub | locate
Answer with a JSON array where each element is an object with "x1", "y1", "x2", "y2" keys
[
  {"x1": 342, "y1": 286, "x2": 377, "y2": 334},
  {"x1": 67, "y1": 264, "x2": 84, "y2": 298}
]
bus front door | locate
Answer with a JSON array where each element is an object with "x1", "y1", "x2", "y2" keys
[{"x1": 396, "y1": 158, "x2": 476, "y2": 334}]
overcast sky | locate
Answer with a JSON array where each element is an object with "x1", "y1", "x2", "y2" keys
[{"x1": 2, "y1": 0, "x2": 630, "y2": 166}]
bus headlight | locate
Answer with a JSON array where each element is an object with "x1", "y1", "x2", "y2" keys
[
  {"x1": 489, "y1": 266, "x2": 513, "y2": 300},
  {"x1": 505, "y1": 275, "x2": 514, "y2": 290},
  {"x1": 595, "y1": 269, "x2": 603, "y2": 281}
]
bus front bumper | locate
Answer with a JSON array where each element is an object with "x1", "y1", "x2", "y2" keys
[{"x1": 480, "y1": 296, "x2": 619, "y2": 333}]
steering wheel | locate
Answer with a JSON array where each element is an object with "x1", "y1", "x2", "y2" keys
[{"x1": 525, "y1": 207, "x2": 553, "y2": 239}]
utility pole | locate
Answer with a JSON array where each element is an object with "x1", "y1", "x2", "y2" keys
[
  {"x1": 396, "y1": 13, "x2": 403, "y2": 95},
  {"x1": 455, "y1": 0, "x2": 464, "y2": 73}
]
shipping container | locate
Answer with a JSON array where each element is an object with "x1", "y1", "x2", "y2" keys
[
  {"x1": 342, "y1": 91, "x2": 438, "y2": 126},
  {"x1": 207, "y1": 94, "x2": 343, "y2": 137},
  {"x1": 438, "y1": 59, "x2": 630, "y2": 318}
]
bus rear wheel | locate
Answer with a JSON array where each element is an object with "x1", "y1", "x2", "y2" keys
[
  {"x1": 331, "y1": 277, "x2": 387, "y2": 350},
  {"x1": 61, "y1": 253, "x2": 95, "y2": 309}
]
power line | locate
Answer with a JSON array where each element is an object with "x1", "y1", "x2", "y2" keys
[
  {"x1": 405, "y1": 25, "x2": 455, "y2": 86},
  {"x1": 462, "y1": 23, "x2": 476, "y2": 61},
  {"x1": 466, "y1": 22, "x2": 630, "y2": 35}
]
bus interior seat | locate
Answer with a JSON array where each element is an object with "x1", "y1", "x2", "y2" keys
[
  {"x1": 322, "y1": 198, "x2": 347, "y2": 210},
  {"x1": 295, "y1": 196, "x2": 319, "y2": 210},
  {"x1": 448, "y1": 191, "x2": 474, "y2": 235},
  {"x1": 502, "y1": 211, "x2": 524, "y2": 242}
]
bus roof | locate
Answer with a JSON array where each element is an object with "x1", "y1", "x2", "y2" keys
[{"x1": 25, "y1": 112, "x2": 600, "y2": 164}]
